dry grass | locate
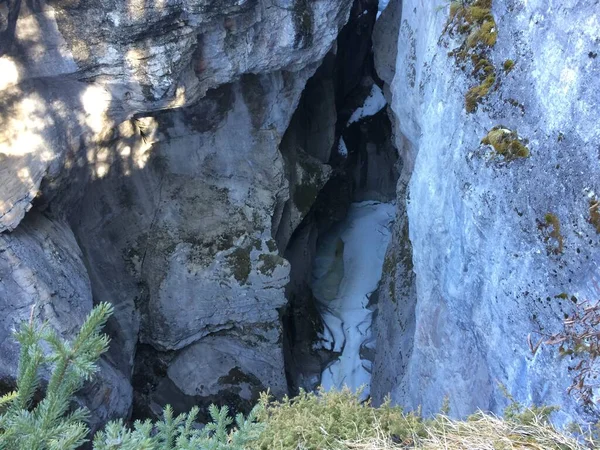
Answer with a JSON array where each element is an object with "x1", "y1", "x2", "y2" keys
[
  {"x1": 344, "y1": 412, "x2": 587, "y2": 450},
  {"x1": 252, "y1": 389, "x2": 596, "y2": 450}
]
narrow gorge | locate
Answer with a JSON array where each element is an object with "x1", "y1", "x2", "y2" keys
[{"x1": 1, "y1": 0, "x2": 599, "y2": 434}]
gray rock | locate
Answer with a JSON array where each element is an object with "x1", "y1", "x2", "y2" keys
[
  {"x1": 372, "y1": 0, "x2": 600, "y2": 424},
  {"x1": 0, "y1": 211, "x2": 132, "y2": 429},
  {"x1": 0, "y1": 212, "x2": 92, "y2": 373},
  {"x1": 0, "y1": 0, "x2": 353, "y2": 232},
  {"x1": 70, "y1": 68, "x2": 321, "y2": 415},
  {"x1": 372, "y1": 0, "x2": 400, "y2": 93},
  {"x1": 0, "y1": 0, "x2": 353, "y2": 422}
]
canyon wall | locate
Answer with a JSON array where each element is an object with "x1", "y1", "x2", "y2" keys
[
  {"x1": 2, "y1": 0, "x2": 599, "y2": 429},
  {"x1": 372, "y1": 0, "x2": 600, "y2": 423},
  {"x1": 0, "y1": 0, "x2": 354, "y2": 425}
]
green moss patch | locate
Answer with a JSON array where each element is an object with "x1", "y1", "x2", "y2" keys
[
  {"x1": 466, "y1": 74, "x2": 496, "y2": 112},
  {"x1": 481, "y1": 126, "x2": 530, "y2": 161},
  {"x1": 446, "y1": 0, "x2": 497, "y2": 53},
  {"x1": 266, "y1": 239, "x2": 278, "y2": 253},
  {"x1": 258, "y1": 253, "x2": 286, "y2": 276},
  {"x1": 293, "y1": 154, "x2": 329, "y2": 216},
  {"x1": 589, "y1": 200, "x2": 600, "y2": 233},
  {"x1": 293, "y1": 180, "x2": 321, "y2": 216},
  {"x1": 445, "y1": 0, "x2": 498, "y2": 113},
  {"x1": 538, "y1": 213, "x2": 564, "y2": 255},
  {"x1": 226, "y1": 246, "x2": 252, "y2": 283},
  {"x1": 466, "y1": 16, "x2": 497, "y2": 48},
  {"x1": 503, "y1": 59, "x2": 515, "y2": 73}
]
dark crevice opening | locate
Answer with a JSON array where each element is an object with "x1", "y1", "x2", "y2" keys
[{"x1": 277, "y1": 0, "x2": 401, "y2": 396}]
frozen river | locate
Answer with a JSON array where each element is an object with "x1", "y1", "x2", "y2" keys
[{"x1": 311, "y1": 201, "x2": 395, "y2": 398}]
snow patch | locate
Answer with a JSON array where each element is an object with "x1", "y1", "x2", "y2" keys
[
  {"x1": 312, "y1": 201, "x2": 395, "y2": 399},
  {"x1": 338, "y1": 137, "x2": 348, "y2": 157},
  {"x1": 347, "y1": 84, "x2": 387, "y2": 125}
]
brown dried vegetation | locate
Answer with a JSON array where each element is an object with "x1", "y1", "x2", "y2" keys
[{"x1": 536, "y1": 300, "x2": 600, "y2": 411}]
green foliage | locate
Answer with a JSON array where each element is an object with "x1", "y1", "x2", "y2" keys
[
  {"x1": 0, "y1": 302, "x2": 113, "y2": 450},
  {"x1": 499, "y1": 383, "x2": 558, "y2": 426},
  {"x1": 93, "y1": 404, "x2": 263, "y2": 450},
  {"x1": 253, "y1": 388, "x2": 426, "y2": 449},
  {"x1": 0, "y1": 302, "x2": 593, "y2": 450}
]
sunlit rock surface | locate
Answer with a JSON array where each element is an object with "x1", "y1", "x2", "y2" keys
[
  {"x1": 372, "y1": 0, "x2": 600, "y2": 423},
  {"x1": 0, "y1": 0, "x2": 352, "y2": 232}
]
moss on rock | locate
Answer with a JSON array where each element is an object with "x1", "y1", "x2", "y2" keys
[
  {"x1": 445, "y1": 0, "x2": 499, "y2": 113},
  {"x1": 293, "y1": 180, "x2": 321, "y2": 216},
  {"x1": 226, "y1": 246, "x2": 252, "y2": 283},
  {"x1": 481, "y1": 126, "x2": 530, "y2": 161},
  {"x1": 503, "y1": 59, "x2": 515, "y2": 73},
  {"x1": 293, "y1": 0, "x2": 313, "y2": 48},
  {"x1": 293, "y1": 153, "x2": 329, "y2": 216},
  {"x1": 466, "y1": 74, "x2": 496, "y2": 112},
  {"x1": 266, "y1": 239, "x2": 278, "y2": 253},
  {"x1": 589, "y1": 200, "x2": 600, "y2": 233},
  {"x1": 258, "y1": 253, "x2": 286, "y2": 276},
  {"x1": 538, "y1": 213, "x2": 564, "y2": 255}
]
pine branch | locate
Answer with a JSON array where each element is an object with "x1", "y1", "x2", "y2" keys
[{"x1": 0, "y1": 302, "x2": 114, "y2": 450}]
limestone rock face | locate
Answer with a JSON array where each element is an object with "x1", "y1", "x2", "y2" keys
[
  {"x1": 73, "y1": 70, "x2": 319, "y2": 414},
  {"x1": 0, "y1": 0, "x2": 352, "y2": 232},
  {"x1": 0, "y1": 0, "x2": 352, "y2": 421},
  {"x1": 372, "y1": 0, "x2": 600, "y2": 423}
]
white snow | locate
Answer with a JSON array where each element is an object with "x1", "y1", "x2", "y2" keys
[
  {"x1": 338, "y1": 137, "x2": 348, "y2": 157},
  {"x1": 376, "y1": 0, "x2": 390, "y2": 20},
  {"x1": 347, "y1": 84, "x2": 387, "y2": 125},
  {"x1": 312, "y1": 201, "x2": 395, "y2": 399}
]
